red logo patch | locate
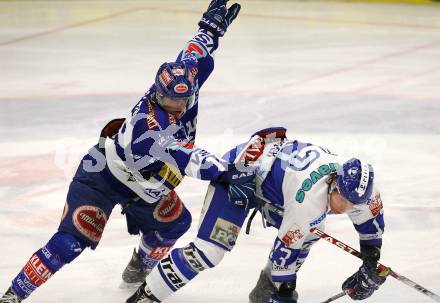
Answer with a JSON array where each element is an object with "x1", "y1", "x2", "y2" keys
[
  {"x1": 153, "y1": 191, "x2": 183, "y2": 223},
  {"x1": 73, "y1": 205, "x2": 107, "y2": 242},
  {"x1": 149, "y1": 246, "x2": 172, "y2": 260},
  {"x1": 23, "y1": 254, "x2": 53, "y2": 286},
  {"x1": 159, "y1": 70, "x2": 173, "y2": 86},
  {"x1": 238, "y1": 136, "x2": 265, "y2": 163},
  {"x1": 369, "y1": 193, "x2": 383, "y2": 216},
  {"x1": 174, "y1": 83, "x2": 188, "y2": 94},
  {"x1": 282, "y1": 227, "x2": 304, "y2": 247},
  {"x1": 185, "y1": 42, "x2": 204, "y2": 57}
]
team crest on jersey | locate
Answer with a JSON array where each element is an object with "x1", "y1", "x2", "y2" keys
[
  {"x1": 281, "y1": 225, "x2": 304, "y2": 247},
  {"x1": 368, "y1": 193, "x2": 383, "y2": 216},
  {"x1": 209, "y1": 218, "x2": 240, "y2": 250},
  {"x1": 153, "y1": 191, "x2": 183, "y2": 223},
  {"x1": 73, "y1": 205, "x2": 107, "y2": 243}
]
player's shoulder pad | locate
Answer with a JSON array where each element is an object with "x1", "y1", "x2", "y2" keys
[{"x1": 251, "y1": 127, "x2": 287, "y2": 140}]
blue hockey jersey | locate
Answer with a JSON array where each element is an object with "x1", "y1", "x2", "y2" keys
[{"x1": 104, "y1": 29, "x2": 228, "y2": 203}]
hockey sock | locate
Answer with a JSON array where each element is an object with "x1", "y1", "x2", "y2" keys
[
  {"x1": 137, "y1": 232, "x2": 177, "y2": 272},
  {"x1": 11, "y1": 231, "x2": 86, "y2": 300},
  {"x1": 145, "y1": 240, "x2": 224, "y2": 301}
]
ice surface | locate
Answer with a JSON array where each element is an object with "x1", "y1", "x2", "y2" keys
[{"x1": 0, "y1": 1, "x2": 439, "y2": 302}]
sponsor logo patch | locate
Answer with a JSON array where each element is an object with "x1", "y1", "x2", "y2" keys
[
  {"x1": 172, "y1": 68, "x2": 185, "y2": 76},
  {"x1": 242, "y1": 136, "x2": 265, "y2": 162},
  {"x1": 209, "y1": 218, "x2": 240, "y2": 250},
  {"x1": 272, "y1": 263, "x2": 290, "y2": 272},
  {"x1": 15, "y1": 274, "x2": 37, "y2": 295},
  {"x1": 73, "y1": 205, "x2": 107, "y2": 242},
  {"x1": 23, "y1": 254, "x2": 53, "y2": 287},
  {"x1": 183, "y1": 246, "x2": 206, "y2": 272},
  {"x1": 149, "y1": 246, "x2": 172, "y2": 260},
  {"x1": 281, "y1": 225, "x2": 304, "y2": 247},
  {"x1": 158, "y1": 164, "x2": 183, "y2": 188},
  {"x1": 309, "y1": 212, "x2": 327, "y2": 227},
  {"x1": 184, "y1": 42, "x2": 205, "y2": 58},
  {"x1": 153, "y1": 191, "x2": 183, "y2": 223},
  {"x1": 160, "y1": 255, "x2": 186, "y2": 290},
  {"x1": 174, "y1": 83, "x2": 188, "y2": 94},
  {"x1": 147, "y1": 102, "x2": 159, "y2": 129},
  {"x1": 159, "y1": 69, "x2": 173, "y2": 86},
  {"x1": 144, "y1": 188, "x2": 166, "y2": 199},
  {"x1": 369, "y1": 193, "x2": 383, "y2": 216}
]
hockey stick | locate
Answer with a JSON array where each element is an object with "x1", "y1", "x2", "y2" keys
[
  {"x1": 320, "y1": 291, "x2": 347, "y2": 303},
  {"x1": 310, "y1": 228, "x2": 440, "y2": 303}
]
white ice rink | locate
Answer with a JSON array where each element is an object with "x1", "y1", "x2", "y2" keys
[{"x1": 1, "y1": 1, "x2": 440, "y2": 302}]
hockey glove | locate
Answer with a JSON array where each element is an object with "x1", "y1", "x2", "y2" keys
[
  {"x1": 342, "y1": 245, "x2": 387, "y2": 300},
  {"x1": 219, "y1": 163, "x2": 256, "y2": 207},
  {"x1": 198, "y1": 0, "x2": 241, "y2": 37}
]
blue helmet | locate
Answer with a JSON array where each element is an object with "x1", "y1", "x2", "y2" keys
[
  {"x1": 155, "y1": 58, "x2": 198, "y2": 100},
  {"x1": 336, "y1": 158, "x2": 374, "y2": 204}
]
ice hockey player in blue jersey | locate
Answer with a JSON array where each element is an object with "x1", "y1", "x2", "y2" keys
[
  {"x1": 125, "y1": 127, "x2": 387, "y2": 303},
  {"x1": 0, "y1": 1, "x2": 243, "y2": 302}
]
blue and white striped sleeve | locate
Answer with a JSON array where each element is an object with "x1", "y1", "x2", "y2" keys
[{"x1": 347, "y1": 189, "x2": 385, "y2": 247}]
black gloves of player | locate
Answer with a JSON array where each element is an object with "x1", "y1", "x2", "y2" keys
[
  {"x1": 219, "y1": 163, "x2": 256, "y2": 208},
  {"x1": 198, "y1": 0, "x2": 241, "y2": 37},
  {"x1": 342, "y1": 245, "x2": 387, "y2": 300}
]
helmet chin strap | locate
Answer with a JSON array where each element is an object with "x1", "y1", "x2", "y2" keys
[{"x1": 326, "y1": 174, "x2": 338, "y2": 206}]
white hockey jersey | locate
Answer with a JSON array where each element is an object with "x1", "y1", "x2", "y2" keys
[{"x1": 235, "y1": 128, "x2": 385, "y2": 282}]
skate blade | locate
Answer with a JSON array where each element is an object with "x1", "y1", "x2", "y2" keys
[{"x1": 119, "y1": 281, "x2": 143, "y2": 290}]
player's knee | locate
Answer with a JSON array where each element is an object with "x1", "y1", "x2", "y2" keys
[
  {"x1": 46, "y1": 231, "x2": 88, "y2": 264},
  {"x1": 192, "y1": 238, "x2": 226, "y2": 268},
  {"x1": 159, "y1": 207, "x2": 192, "y2": 241}
]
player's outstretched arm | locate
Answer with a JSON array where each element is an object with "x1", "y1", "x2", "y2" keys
[{"x1": 176, "y1": 0, "x2": 241, "y2": 89}]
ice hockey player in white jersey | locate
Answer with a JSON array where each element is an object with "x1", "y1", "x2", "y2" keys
[
  {"x1": 0, "y1": 1, "x2": 244, "y2": 302},
  {"x1": 125, "y1": 127, "x2": 386, "y2": 303}
]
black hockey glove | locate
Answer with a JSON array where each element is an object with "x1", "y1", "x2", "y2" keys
[
  {"x1": 269, "y1": 281, "x2": 298, "y2": 303},
  {"x1": 219, "y1": 163, "x2": 256, "y2": 207},
  {"x1": 342, "y1": 245, "x2": 387, "y2": 300},
  {"x1": 198, "y1": 0, "x2": 241, "y2": 37}
]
